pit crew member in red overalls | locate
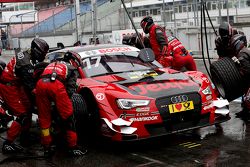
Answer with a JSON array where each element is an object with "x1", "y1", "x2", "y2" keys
[
  {"x1": 35, "y1": 53, "x2": 86, "y2": 157},
  {"x1": 140, "y1": 16, "x2": 172, "y2": 67},
  {"x1": 167, "y1": 34, "x2": 197, "y2": 71},
  {"x1": 0, "y1": 38, "x2": 49, "y2": 154}
]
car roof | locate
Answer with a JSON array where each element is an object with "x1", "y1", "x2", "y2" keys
[
  {"x1": 48, "y1": 44, "x2": 140, "y2": 59},
  {"x1": 54, "y1": 44, "x2": 138, "y2": 53}
]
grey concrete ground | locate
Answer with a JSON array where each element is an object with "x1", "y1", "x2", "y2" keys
[{"x1": 0, "y1": 52, "x2": 248, "y2": 167}]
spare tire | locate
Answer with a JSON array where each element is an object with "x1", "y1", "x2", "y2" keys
[{"x1": 210, "y1": 57, "x2": 247, "y2": 101}]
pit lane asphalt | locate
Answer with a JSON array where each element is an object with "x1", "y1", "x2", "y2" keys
[{"x1": 0, "y1": 53, "x2": 249, "y2": 167}]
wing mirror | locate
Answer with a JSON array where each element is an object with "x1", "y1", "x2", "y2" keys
[{"x1": 138, "y1": 48, "x2": 155, "y2": 63}]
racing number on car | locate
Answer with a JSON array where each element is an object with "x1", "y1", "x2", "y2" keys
[
  {"x1": 83, "y1": 56, "x2": 101, "y2": 69},
  {"x1": 169, "y1": 101, "x2": 194, "y2": 114}
]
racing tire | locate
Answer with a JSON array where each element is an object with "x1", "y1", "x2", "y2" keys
[
  {"x1": 210, "y1": 57, "x2": 247, "y2": 101},
  {"x1": 71, "y1": 93, "x2": 89, "y2": 144},
  {"x1": 72, "y1": 93, "x2": 100, "y2": 144}
]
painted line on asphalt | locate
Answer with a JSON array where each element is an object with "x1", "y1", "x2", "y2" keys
[
  {"x1": 179, "y1": 141, "x2": 192, "y2": 145},
  {"x1": 187, "y1": 144, "x2": 201, "y2": 148},
  {"x1": 131, "y1": 153, "x2": 166, "y2": 166},
  {"x1": 179, "y1": 142, "x2": 201, "y2": 148}
]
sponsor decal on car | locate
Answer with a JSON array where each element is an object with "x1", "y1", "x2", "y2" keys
[
  {"x1": 130, "y1": 81, "x2": 197, "y2": 95},
  {"x1": 136, "y1": 112, "x2": 150, "y2": 117},
  {"x1": 129, "y1": 116, "x2": 158, "y2": 122},
  {"x1": 96, "y1": 93, "x2": 105, "y2": 101},
  {"x1": 79, "y1": 47, "x2": 139, "y2": 57},
  {"x1": 136, "y1": 107, "x2": 150, "y2": 112},
  {"x1": 128, "y1": 71, "x2": 158, "y2": 79}
]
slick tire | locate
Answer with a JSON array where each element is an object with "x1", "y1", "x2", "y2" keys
[
  {"x1": 71, "y1": 93, "x2": 89, "y2": 144},
  {"x1": 210, "y1": 57, "x2": 247, "y2": 101},
  {"x1": 72, "y1": 93, "x2": 88, "y2": 117}
]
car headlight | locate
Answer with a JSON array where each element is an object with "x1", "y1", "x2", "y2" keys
[
  {"x1": 117, "y1": 99, "x2": 150, "y2": 109},
  {"x1": 202, "y1": 86, "x2": 212, "y2": 95}
]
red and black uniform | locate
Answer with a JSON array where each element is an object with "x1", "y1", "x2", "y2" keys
[
  {"x1": 167, "y1": 36, "x2": 197, "y2": 71},
  {"x1": 215, "y1": 36, "x2": 235, "y2": 58},
  {"x1": 35, "y1": 61, "x2": 78, "y2": 148},
  {"x1": 148, "y1": 24, "x2": 171, "y2": 67},
  {"x1": 0, "y1": 50, "x2": 34, "y2": 143}
]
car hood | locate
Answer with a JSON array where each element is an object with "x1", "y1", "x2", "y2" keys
[{"x1": 93, "y1": 70, "x2": 200, "y2": 98}]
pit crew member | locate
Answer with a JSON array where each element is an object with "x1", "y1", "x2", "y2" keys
[
  {"x1": 0, "y1": 38, "x2": 49, "y2": 153},
  {"x1": 35, "y1": 53, "x2": 86, "y2": 157},
  {"x1": 140, "y1": 16, "x2": 172, "y2": 67},
  {"x1": 167, "y1": 34, "x2": 197, "y2": 71}
]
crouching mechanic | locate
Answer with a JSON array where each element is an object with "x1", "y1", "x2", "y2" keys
[
  {"x1": 140, "y1": 16, "x2": 172, "y2": 67},
  {"x1": 0, "y1": 38, "x2": 49, "y2": 153},
  {"x1": 167, "y1": 34, "x2": 197, "y2": 71},
  {"x1": 34, "y1": 52, "x2": 86, "y2": 157}
]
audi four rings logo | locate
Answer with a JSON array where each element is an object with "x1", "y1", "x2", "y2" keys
[{"x1": 170, "y1": 95, "x2": 188, "y2": 103}]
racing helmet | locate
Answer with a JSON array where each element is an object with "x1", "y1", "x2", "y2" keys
[
  {"x1": 130, "y1": 33, "x2": 144, "y2": 49},
  {"x1": 230, "y1": 34, "x2": 246, "y2": 55},
  {"x1": 122, "y1": 34, "x2": 132, "y2": 45},
  {"x1": 64, "y1": 52, "x2": 83, "y2": 68},
  {"x1": 219, "y1": 22, "x2": 233, "y2": 45},
  {"x1": 140, "y1": 16, "x2": 154, "y2": 34},
  {"x1": 31, "y1": 38, "x2": 49, "y2": 62}
]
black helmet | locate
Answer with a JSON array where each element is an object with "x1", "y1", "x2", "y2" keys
[
  {"x1": 31, "y1": 38, "x2": 49, "y2": 62},
  {"x1": 122, "y1": 34, "x2": 132, "y2": 45},
  {"x1": 230, "y1": 34, "x2": 246, "y2": 55},
  {"x1": 140, "y1": 16, "x2": 154, "y2": 34},
  {"x1": 219, "y1": 22, "x2": 233, "y2": 38},
  {"x1": 130, "y1": 33, "x2": 144, "y2": 49},
  {"x1": 64, "y1": 52, "x2": 83, "y2": 68}
]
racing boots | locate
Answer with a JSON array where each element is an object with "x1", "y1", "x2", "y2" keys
[
  {"x1": 68, "y1": 145, "x2": 87, "y2": 157},
  {"x1": 2, "y1": 140, "x2": 23, "y2": 154}
]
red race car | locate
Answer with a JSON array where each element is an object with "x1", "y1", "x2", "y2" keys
[{"x1": 46, "y1": 44, "x2": 230, "y2": 141}]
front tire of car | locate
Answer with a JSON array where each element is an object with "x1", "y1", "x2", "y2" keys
[{"x1": 72, "y1": 92, "x2": 100, "y2": 144}]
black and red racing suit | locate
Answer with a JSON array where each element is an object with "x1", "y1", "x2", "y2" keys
[
  {"x1": 0, "y1": 49, "x2": 34, "y2": 142},
  {"x1": 35, "y1": 61, "x2": 79, "y2": 148},
  {"x1": 215, "y1": 36, "x2": 235, "y2": 58},
  {"x1": 167, "y1": 36, "x2": 197, "y2": 71},
  {"x1": 148, "y1": 24, "x2": 172, "y2": 67}
]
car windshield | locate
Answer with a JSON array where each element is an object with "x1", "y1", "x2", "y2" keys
[{"x1": 82, "y1": 51, "x2": 160, "y2": 77}]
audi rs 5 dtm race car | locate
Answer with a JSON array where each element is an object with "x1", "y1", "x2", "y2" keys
[{"x1": 46, "y1": 44, "x2": 230, "y2": 141}]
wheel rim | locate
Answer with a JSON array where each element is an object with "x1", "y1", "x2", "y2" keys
[{"x1": 216, "y1": 82, "x2": 226, "y2": 98}]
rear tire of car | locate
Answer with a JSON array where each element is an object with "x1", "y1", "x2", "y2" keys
[{"x1": 210, "y1": 57, "x2": 246, "y2": 101}]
